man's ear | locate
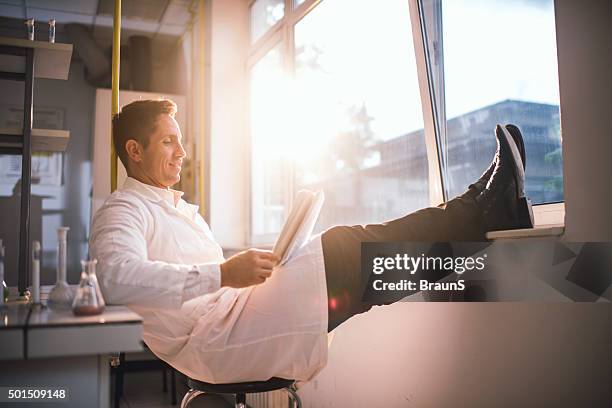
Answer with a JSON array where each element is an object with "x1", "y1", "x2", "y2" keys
[{"x1": 125, "y1": 139, "x2": 143, "y2": 163}]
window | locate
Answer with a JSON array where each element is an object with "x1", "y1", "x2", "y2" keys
[
  {"x1": 246, "y1": 0, "x2": 565, "y2": 244},
  {"x1": 249, "y1": 44, "x2": 288, "y2": 237},
  {"x1": 250, "y1": 0, "x2": 285, "y2": 44},
  {"x1": 0, "y1": 99, "x2": 91, "y2": 287},
  {"x1": 293, "y1": 0, "x2": 429, "y2": 231},
  {"x1": 248, "y1": 0, "x2": 429, "y2": 241},
  {"x1": 420, "y1": 0, "x2": 563, "y2": 204}
]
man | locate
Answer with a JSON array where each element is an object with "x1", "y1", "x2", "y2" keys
[{"x1": 90, "y1": 99, "x2": 532, "y2": 383}]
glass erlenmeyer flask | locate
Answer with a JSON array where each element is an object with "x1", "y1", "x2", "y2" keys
[
  {"x1": 72, "y1": 259, "x2": 105, "y2": 316},
  {"x1": 48, "y1": 227, "x2": 74, "y2": 309}
]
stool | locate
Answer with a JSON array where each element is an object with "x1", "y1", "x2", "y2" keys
[
  {"x1": 111, "y1": 350, "x2": 178, "y2": 408},
  {"x1": 180, "y1": 377, "x2": 301, "y2": 408}
]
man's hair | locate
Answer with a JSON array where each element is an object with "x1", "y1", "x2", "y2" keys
[{"x1": 112, "y1": 99, "x2": 177, "y2": 170}]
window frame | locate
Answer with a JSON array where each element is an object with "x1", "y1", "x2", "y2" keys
[
  {"x1": 247, "y1": 0, "x2": 321, "y2": 246},
  {"x1": 246, "y1": 0, "x2": 565, "y2": 246}
]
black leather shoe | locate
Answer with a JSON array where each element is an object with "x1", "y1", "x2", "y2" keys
[
  {"x1": 464, "y1": 124, "x2": 527, "y2": 199},
  {"x1": 476, "y1": 124, "x2": 534, "y2": 231},
  {"x1": 505, "y1": 124, "x2": 526, "y2": 169}
]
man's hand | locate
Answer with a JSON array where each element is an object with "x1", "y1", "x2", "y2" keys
[{"x1": 220, "y1": 249, "x2": 280, "y2": 288}]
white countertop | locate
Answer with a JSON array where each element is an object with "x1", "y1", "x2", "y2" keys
[
  {"x1": 0, "y1": 303, "x2": 143, "y2": 360},
  {"x1": 28, "y1": 304, "x2": 142, "y2": 327}
]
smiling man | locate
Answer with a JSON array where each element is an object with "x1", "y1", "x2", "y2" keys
[{"x1": 90, "y1": 98, "x2": 532, "y2": 384}]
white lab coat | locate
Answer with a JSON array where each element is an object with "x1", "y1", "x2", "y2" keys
[{"x1": 89, "y1": 177, "x2": 328, "y2": 383}]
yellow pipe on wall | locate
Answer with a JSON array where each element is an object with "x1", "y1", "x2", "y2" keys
[
  {"x1": 198, "y1": 0, "x2": 206, "y2": 217},
  {"x1": 111, "y1": 0, "x2": 121, "y2": 192}
]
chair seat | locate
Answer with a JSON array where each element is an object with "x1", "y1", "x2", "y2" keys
[{"x1": 187, "y1": 377, "x2": 295, "y2": 394}]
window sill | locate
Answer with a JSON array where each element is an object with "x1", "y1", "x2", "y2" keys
[{"x1": 486, "y1": 224, "x2": 565, "y2": 240}]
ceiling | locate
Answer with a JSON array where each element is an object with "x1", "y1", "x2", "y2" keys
[{"x1": 0, "y1": 0, "x2": 193, "y2": 45}]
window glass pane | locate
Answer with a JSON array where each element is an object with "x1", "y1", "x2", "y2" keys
[
  {"x1": 0, "y1": 153, "x2": 23, "y2": 288},
  {"x1": 1, "y1": 62, "x2": 93, "y2": 292},
  {"x1": 0, "y1": 136, "x2": 91, "y2": 288},
  {"x1": 421, "y1": 0, "x2": 563, "y2": 204},
  {"x1": 250, "y1": 45, "x2": 287, "y2": 237},
  {"x1": 250, "y1": 0, "x2": 285, "y2": 44},
  {"x1": 294, "y1": 0, "x2": 428, "y2": 232}
]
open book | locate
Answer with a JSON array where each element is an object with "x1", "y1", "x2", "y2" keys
[{"x1": 272, "y1": 190, "x2": 325, "y2": 266}]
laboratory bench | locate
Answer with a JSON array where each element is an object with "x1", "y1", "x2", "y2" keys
[{"x1": 0, "y1": 299, "x2": 143, "y2": 407}]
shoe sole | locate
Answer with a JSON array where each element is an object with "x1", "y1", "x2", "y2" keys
[
  {"x1": 504, "y1": 124, "x2": 526, "y2": 170},
  {"x1": 498, "y1": 125, "x2": 534, "y2": 228},
  {"x1": 504, "y1": 124, "x2": 533, "y2": 227}
]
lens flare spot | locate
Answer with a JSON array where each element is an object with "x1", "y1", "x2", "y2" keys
[{"x1": 329, "y1": 297, "x2": 338, "y2": 310}]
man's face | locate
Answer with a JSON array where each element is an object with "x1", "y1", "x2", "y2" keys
[{"x1": 135, "y1": 114, "x2": 186, "y2": 188}]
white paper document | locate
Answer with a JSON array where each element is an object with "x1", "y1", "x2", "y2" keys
[{"x1": 272, "y1": 190, "x2": 325, "y2": 266}]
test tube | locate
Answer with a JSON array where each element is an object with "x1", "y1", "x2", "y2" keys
[
  {"x1": 48, "y1": 19, "x2": 55, "y2": 43},
  {"x1": 25, "y1": 18, "x2": 35, "y2": 41},
  {"x1": 31, "y1": 241, "x2": 41, "y2": 304},
  {"x1": 57, "y1": 227, "x2": 69, "y2": 284},
  {"x1": 0, "y1": 239, "x2": 5, "y2": 306}
]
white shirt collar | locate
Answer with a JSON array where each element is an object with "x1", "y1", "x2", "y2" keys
[{"x1": 122, "y1": 177, "x2": 184, "y2": 207}]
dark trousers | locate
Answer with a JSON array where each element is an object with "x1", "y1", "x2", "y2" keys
[{"x1": 321, "y1": 195, "x2": 486, "y2": 332}]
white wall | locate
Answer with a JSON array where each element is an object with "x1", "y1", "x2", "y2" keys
[
  {"x1": 298, "y1": 302, "x2": 612, "y2": 407},
  {"x1": 556, "y1": 0, "x2": 612, "y2": 241},
  {"x1": 208, "y1": 0, "x2": 250, "y2": 248}
]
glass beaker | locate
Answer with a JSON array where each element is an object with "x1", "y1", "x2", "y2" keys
[
  {"x1": 25, "y1": 18, "x2": 34, "y2": 41},
  {"x1": 48, "y1": 19, "x2": 55, "y2": 43},
  {"x1": 72, "y1": 259, "x2": 105, "y2": 316},
  {"x1": 48, "y1": 227, "x2": 74, "y2": 309}
]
